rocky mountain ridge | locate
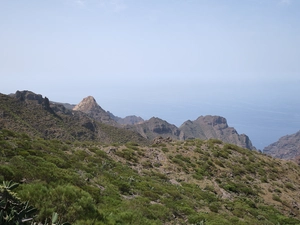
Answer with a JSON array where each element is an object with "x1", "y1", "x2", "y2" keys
[
  {"x1": 0, "y1": 91, "x2": 148, "y2": 144},
  {"x1": 74, "y1": 95, "x2": 255, "y2": 150},
  {"x1": 264, "y1": 130, "x2": 300, "y2": 160},
  {"x1": 1, "y1": 91, "x2": 256, "y2": 150},
  {"x1": 179, "y1": 115, "x2": 255, "y2": 150}
]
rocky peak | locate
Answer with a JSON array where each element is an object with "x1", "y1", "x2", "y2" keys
[
  {"x1": 197, "y1": 115, "x2": 228, "y2": 129},
  {"x1": 13, "y1": 90, "x2": 53, "y2": 113},
  {"x1": 73, "y1": 96, "x2": 100, "y2": 113},
  {"x1": 73, "y1": 96, "x2": 117, "y2": 126},
  {"x1": 180, "y1": 115, "x2": 255, "y2": 150},
  {"x1": 15, "y1": 90, "x2": 44, "y2": 103},
  {"x1": 128, "y1": 117, "x2": 181, "y2": 140}
]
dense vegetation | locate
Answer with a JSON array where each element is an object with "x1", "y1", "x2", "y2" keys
[{"x1": 1, "y1": 129, "x2": 300, "y2": 224}]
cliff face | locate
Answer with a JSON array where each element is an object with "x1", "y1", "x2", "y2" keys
[
  {"x1": 127, "y1": 117, "x2": 180, "y2": 140},
  {"x1": 179, "y1": 115, "x2": 256, "y2": 150},
  {"x1": 124, "y1": 115, "x2": 255, "y2": 150},
  {"x1": 264, "y1": 131, "x2": 300, "y2": 160}
]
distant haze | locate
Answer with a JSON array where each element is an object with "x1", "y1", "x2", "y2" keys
[{"x1": 1, "y1": 0, "x2": 299, "y2": 150}]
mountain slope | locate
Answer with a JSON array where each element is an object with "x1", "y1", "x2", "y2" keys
[
  {"x1": 1, "y1": 131, "x2": 300, "y2": 224},
  {"x1": 264, "y1": 130, "x2": 300, "y2": 160},
  {"x1": 0, "y1": 91, "x2": 148, "y2": 144}
]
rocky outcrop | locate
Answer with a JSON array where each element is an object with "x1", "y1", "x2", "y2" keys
[
  {"x1": 263, "y1": 131, "x2": 300, "y2": 160},
  {"x1": 127, "y1": 117, "x2": 180, "y2": 140},
  {"x1": 179, "y1": 116, "x2": 256, "y2": 150},
  {"x1": 125, "y1": 115, "x2": 255, "y2": 150},
  {"x1": 13, "y1": 90, "x2": 55, "y2": 115},
  {"x1": 73, "y1": 96, "x2": 117, "y2": 126}
]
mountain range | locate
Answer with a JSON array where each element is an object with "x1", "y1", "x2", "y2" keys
[
  {"x1": 0, "y1": 91, "x2": 148, "y2": 144},
  {"x1": 2, "y1": 90, "x2": 300, "y2": 224},
  {"x1": 2, "y1": 90, "x2": 300, "y2": 159},
  {"x1": 69, "y1": 95, "x2": 256, "y2": 150}
]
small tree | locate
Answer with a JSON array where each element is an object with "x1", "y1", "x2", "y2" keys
[
  {"x1": 0, "y1": 181, "x2": 71, "y2": 225},
  {"x1": 0, "y1": 180, "x2": 36, "y2": 224}
]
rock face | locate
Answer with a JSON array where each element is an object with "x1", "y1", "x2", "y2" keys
[
  {"x1": 13, "y1": 90, "x2": 54, "y2": 114},
  {"x1": 127, "y1": 117, "x2": 181, "y2": 140},
  {"x1": 179, "y1": 115, "x2": 256, "y2": 150},
  {"x1": 73, "y1": 96, "x2": 117, "y2": 126},
  {"x1": 263, "y1": 131, "x2": 300, "y2": 160},
  {"x1": 125, "y1": 115, "x2": 255, "y2": 150}
]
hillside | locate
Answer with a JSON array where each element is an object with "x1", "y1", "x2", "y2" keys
[
  {"x1": 0, "y1": 91, "x2": 148, "y2": 145},
  {"x1": 264, "y1": 130, "x2": 300, "y2": 160},
  {"x1": 1, "y1": 129, "x2": 300, "y2": 224}
]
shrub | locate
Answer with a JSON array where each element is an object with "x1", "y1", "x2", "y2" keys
[
  {"x1": 272, "y1": 194, "x2": 281, "y2": 202},
  {"x1": 285, "y1": 182, "x2": 295, "y2": 190},
  {"x1": 0, "y1": 181, "x2": 36, "y2": 225},
  {"x1": 209, "y1": 202, "x2": 220, "y2": 213}
]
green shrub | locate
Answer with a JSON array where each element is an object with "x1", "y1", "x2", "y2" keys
[
  {"x1": 285, "y1": 182, "x2": 295, "y2": 190},
  {"x1": 209, "y1": 202, "x2": 220, "y2": 213},
  {"x1": 161, "y1": 147, "x2": 169, "y2": 153},
  {"x1": 272, "y1": 194, "x2": 281, "y2": 202}
]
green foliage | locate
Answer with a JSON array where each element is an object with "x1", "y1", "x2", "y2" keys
[
  {"x1": 0, "y1": 130, "x2": 300, "y2": 224},
  {"x1": 0, "y1": 181, "x2": 71, "y2": 225},
  {"x1": 0, "y1": 181, "x2": 36, "y2": 225},
  {"x1": 115, "y1": 148, "x2": 138, "y2": 162}
]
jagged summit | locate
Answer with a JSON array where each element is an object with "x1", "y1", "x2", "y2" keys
[
  {"x1": 73, "y1": 96, "x2": 117, "y2": 126},
  {"x1": 73, "y1": 96, "x2": 100, "y2": 112},
  {"x1": 11, "y1": 90, "x2": 54, "y2": 114},
  {"x1": 179, "y1": 115, "x2": 256, "y2": 150}
]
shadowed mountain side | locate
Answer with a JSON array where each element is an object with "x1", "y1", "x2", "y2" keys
[
  {"x1": 264, "y1": 130, "x2": 300, "y2": 160},
  {"x1": 124, "y1": 116, "x2": 255, "y2": 150},
  {"x1": 179, "y1": 115, "x2": 256, "y2": 150},
  {"x1": 125, "y1": 117, "x2": 181, "y2": 140},
  {"x1": 0, "y1": 91, "x2": 149, "y2": 145}
]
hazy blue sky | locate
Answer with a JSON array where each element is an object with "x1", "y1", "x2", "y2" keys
[{"x1": 1, "y1": 0, "x2": 300, "y2": 150}]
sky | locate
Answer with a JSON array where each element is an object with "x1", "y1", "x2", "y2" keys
[{"x1": 1, "y1": 0, "x2": 300, "y2": 150}]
